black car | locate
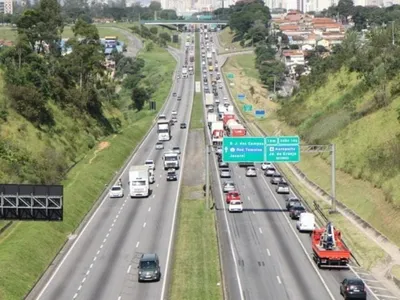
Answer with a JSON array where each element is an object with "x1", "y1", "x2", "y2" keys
[
  {"x1": 286, "y1": 197, "x2": 301, "y2": 210},
  {"x1": 289, "y1": 205, "x2": 306, "y2": 219},
  {"x1": 166, "y1": 169, "x2": 178, "y2": 181},
  {"x1": 172, "y1": 92, "x2": 177, "y2": 97},
  {"x1": 138, "y1": 253, "x2": 161, "y2": 282},
  {"x1": 340, "y1": 278, "x2": 367, "y2": 299},
  {"x1": 180, "y1": 122, "x2": 187, "y2": 129},
  {"x1": 177, "y1": 96, "x2": 182, "y2": 101}
]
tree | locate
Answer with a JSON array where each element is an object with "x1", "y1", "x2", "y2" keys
[
  {"x1": 131, "y1": 86, "x2": 149, "y2": 111},
  {"x1": 150, "y1": 27, "x2": 158, "y2": 35},
  {"x1": 337, "y1": 0, "x2": 354, "y2": 23},
  {"x1": 145, "y1": 41, "x2": 154, "y2": 52},
  {"x1": 159, "y1": 32, "x2": 171, "y2": 43}
]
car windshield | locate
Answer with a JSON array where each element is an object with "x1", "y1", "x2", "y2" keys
[
  {"x1": 230, "y1": 193, "x2": 239, "y2": 197},
  {"x1": 140, "y1": 261, "x2": 157, "y2": 269},
  {"x1": 145, "y1": 161, "x2": 153, "y2": 165},
  {"x1": 111, "y1": 186, "x2": 121, "y2": 191},
  {"x1": 294, "y1": 206, "x2": 305, "y2": 211},
  {"x1": 165, "y1": 156, "x2": 176, "y2": 161},
  {"x1": 173, "y1": 147, "x2": 180, "y2": 150}
]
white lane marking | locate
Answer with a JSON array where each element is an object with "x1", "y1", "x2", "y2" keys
[
  {"x1": 267, "y1": 249, "x2": 271, "y2": 256},
  {"x1": 362, "y1": 279, "x2": 379, "y2": 283},
  {"x1": 260, "y1": 175, "x2": 335, "y2": 300},
  {"x1": 357, "y1": 272, "x2": 370, "y2": 276},
  {"x1": 153, "y1": 194, "x2": 156, "y2": 198},
  {"x1": 103, "y1": 238, "x2": 107, "y2": 243},
  {"x1": 157, "y1": 183, "x2": 159, "y2": 187},
  {"x1": 86, "y1": 270, "x2": 90, "y2": 276},
  {"x1": 143, "y1": 222, "x2": 146, "y2": 228},
  {"x1": 93, "y1": 257, "x2": 97, "y2": 262},
  {"x1": 259, "y1": 228, "x2": 263, "y2": 234},
  {"x1": 370, "y1": 286, "x2": 390, "y2": 291},
  {"x1": 247, "y1": 196, "x2": 251, "y2": 201},
  {"x1": 109, "y1": 228, "x2": 112, "y2": 232},
  {"x1": 82, "y1": 277, "x2": 86, "y2": 283},
  {"x1": 118, "y1": 297, "x2": 121, "y2": 300},
  {"x1": 373, "y1": 294, "x2": 398, "y2": 299},
  {"x1": 148, "y1": 207, "x2": 152, "y2": 212},
  {"x1": 160, "y1": 174, "x2": 162, "y2": 178},
  {"x1": 252, "y1": 210, "x2": 255, "y2": 215},
  {"x1": 127, "y1": 265, "x2": 131, "y2": 274},
  {"x1": 73, "y1": 293, "x2": 78, "y2": 299},
  {"x1": 160, "y1": 41, "x2": 197, "y2": 300},
  {"x1": 277, "y1": 276, "x2": 282, "y2": 284},
  {"x1": 89, "y1": 263, "x2": 93, "y2": 269},
  {"x1": 100, "y1": 244, "x2": 104, "y2": 249},
  {"x1": 97, "y1": 250, "x2": 100, "y2": 255},
  {"x1": 136, "y1": 241, "x2": 140, "y2": 248},
  {"x1": 78, "y1": 285, "x2": 82, "y2": 291},
  {"x1": 106, "y1": 233, "x2": 109, "y2": 238}
]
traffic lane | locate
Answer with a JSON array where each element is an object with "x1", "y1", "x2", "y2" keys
[
  {"x1": 227, "y1": 165, "x2": 334, "y2": 300},
  {"x1": 258, "y1": 173, "x2": 381, "y2": 300}
]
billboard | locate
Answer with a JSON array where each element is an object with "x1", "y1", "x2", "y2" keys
[{"x1": 0, "y1": 184, "x2": 63, "y2": 221}]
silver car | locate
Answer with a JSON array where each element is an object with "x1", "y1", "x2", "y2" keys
[
  {"x1": 276, "y1": 182, "x2": 290, "y2": 194},
  {"x1": 109, "y1": 185, "x2": 124, "y2": 198},
  {"x1": 155, "y1": 142, "x2": 164, "y2": 150},
  {"x1": 245, "y1": 166, "x2": 257, "y2": 177},
  {"x1": 265, "y1": 167, "x2": 276, "y2": 176},
  {"x1": 270, "y1": 172, "x2": 282, "y2": 184},
  {"x1": 223, "y1": 181, "x2": 236, "y2": 193},
  {"x1": 261, "y1": 162, "x2": 273, "y2": 170},
  {"x1": 220, "y1": 168, "x2": 231, "y2": 178}
]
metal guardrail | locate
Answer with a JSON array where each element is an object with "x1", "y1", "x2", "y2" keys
[{"x1": 220, "y1": 56, "x2": 361, "y2": 267}]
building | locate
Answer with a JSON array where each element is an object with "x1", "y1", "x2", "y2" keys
[{"x1": 0, "y1": 0, "x2": 13, "y2": 14}]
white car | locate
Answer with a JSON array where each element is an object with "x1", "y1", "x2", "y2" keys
[
  {"x1": 245, "y1": 166, "x2": 257, "y2": 177},
  {"x1": 172, "y1": 110, "x2": 177, "y2": 116},
  {"x1": 265, "y1": 167, "x2": 276, "y2": 176},
  {"x1": 223, "y1": 181, "x2": 236, "y2": 193},
  {"x1": 109, "y1": 185, "x2": 124, "y2": 198},
  {"x1": 276, "y1": 182, "x2": 290, "y2": 194},
  {"x1": 172, "y1": 117, "x2": 178, "y2": 123},
  {"x1": 220, "y1": 168, "x2": 231, "y2": 178},
  {"x1": 296, "y1": 213, "x2": 316, "y2": 232},
  {"x1": 145, "y1": 160, "x2": 155, "y2": 171},
  {"x1": 224, "y1": 101, "x2": 229, "y2": 107},
  {"x1": 172, "y1": 146, "x2": 181, "y2": 154},
  {"x1": 228, "y1": 200, "x2": 243, "y2": 213},
  {"x1": 155, "y1": 142, "x2": 164, "y2": 150},
  {"x1": 216, "y1": 147, "x2": 222, "y2": 155},
  {"x1": 261, "y1": 162, "x2": 273, "y2": 170}
]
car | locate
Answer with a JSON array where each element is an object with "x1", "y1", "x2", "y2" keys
[
  {"x1": 224, "y1": 101, "x2": 229, "y2": 107},
  {"x1": 180, "y1": 122, "x2": 187, "y2": 129},
  {"x1": 270, "y1": 172, "x2": 282, "y2": 184},
  {"x1": 177, "y1": 96, "x2": 182, "y2": 101},
  {"x1": 220, "y1": 168, "x2": 231, "y2": 178},
  {"x1": 219, "y1": 85, "x2": 223, "y2": 89},
  {"x1": 229, "y1": 200, "x2": 243, "y2": 213},
  {"x1": 171, "y1": 110, "x2": 177, "y2": 116},
  {"x1": 215, "y1": 98, "x2": 220, "y2": 104},
  {"x1": 245, "y1": 166, "x2": 257, "y2": 177},
  {"x1": 296, "y1": 212, "x2": 315, "y2": 232},
  {"x1": 172, "y1": 92, "x2": 177, "y2": 97},
  {"x1": 340, "y1": 278, "x2": 367, "y2": 300},
  {"x1": 223, "y1": 181, "x2": 236, "y2": 193},
  {"x1": 207, "y1": 107, "x2": 214, "y2": 113},
  {"x1": 159, "y1": 114, "x2": 166, "y2": 120},
  {"x1": 219, "y1": 161, "x2": 229, "y2": 168},
  {"x1": 216, "y1": 146, "x2": 222, "y2": 155},
  {"x1": 149, "y1": 173, "x2": 155, "y2": 184},
  {"x1": 109, "y1": 185, "x2": 124, "y2": 198},
  {"x1": 286, "y1": 197, "x2": 301, "y2": 210},
  {"x1": 137, "y1": 253, "x2": 161, "y2": 282},
  {"x1": 145, "y1": 159, "x2": 155, "y2": 171},
  {"x1": 176, "y1": 74, "x2": 180, "y2": 79},
  {"x1": 261, "y1": 162, "x2": 273, "y2": 170},
  {"x1": 172, "y1": 117, "x2": 178, "y2": 123},
  {"x1": 289, "y1": 205, "x2": 306, "y2": 219},
  {"x1": 172, "y1": 146, "x2": 181, "y2": 154},
  {"x1": 226, "y1": 191, "x2": 240, "y2": 203},
  {"x1": 276, "y1": 182, "x2": 290, "y2": 194},
  {"x1": 166, "y1": 169, "x2": 177, "y2": 181},
  {"x1": 155, "y1": 142, "x2": 164, "y2": 150},
  {"x1": 264, "y1": 166, "x2": 276, "y2": 176}
]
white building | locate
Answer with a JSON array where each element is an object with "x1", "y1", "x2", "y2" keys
[{"x1": 0, "y1": 0, "x2": 13, "y2": 14}]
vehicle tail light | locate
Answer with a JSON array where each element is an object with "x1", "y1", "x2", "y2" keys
[{"x1": 346, "y1": 287, "x2": 350, "y2": 291}]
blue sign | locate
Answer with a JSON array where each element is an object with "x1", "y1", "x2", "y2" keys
[
  {"x1": 255, "y1": 110, "x2": 266, "y2": 118},
  {"x1": 237, "y1": 94, "x2": 246, "y2": 101}
]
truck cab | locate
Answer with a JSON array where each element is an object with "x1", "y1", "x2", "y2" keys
[{"x1": 163, "y1": 151, "x2": 180, "y2": 170}]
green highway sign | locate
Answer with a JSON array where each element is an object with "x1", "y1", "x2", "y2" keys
[
  {"x1": 227, "y1": 73, "x2": 234, "y2": 79},
  {"x1": 243, "y1": 104, "x2": 253, "y2": 112},
  {"x1": 266, "y1": 136, "x2": 300, "y2": 163},
  {"x1": 223, "y1": 137, "x2": 265, "y2": 162}
]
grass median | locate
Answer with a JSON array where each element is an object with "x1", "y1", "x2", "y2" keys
[
  {"x1": 0, "y1": 45, "x2": 176, "y2": 300},
  {"x1": 221, "y1": 53, "x2": 387, "y2": 271}
]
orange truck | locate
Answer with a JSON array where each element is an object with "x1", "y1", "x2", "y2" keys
[{"x1": 311, "y1": 222, "x2": 351, "y2": 269}]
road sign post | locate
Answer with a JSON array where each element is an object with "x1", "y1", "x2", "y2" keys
[
  {"x1": 227, "y1": 73, "x2": 234, "y2": 79},
  {"x1": 222, "y1": 137, "x2": 265, "y2": 162},
  {"x1": 243, "y1": 104, "x2": 253, "y2": 112}
]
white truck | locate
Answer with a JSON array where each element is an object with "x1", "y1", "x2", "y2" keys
[
  {"x1": 157, "y1": 119, "x2": 171, "y2": 141},
  {"x1": 205, "y1": 93, "x2": 214, "y2": 107},
  {"x1": 211, "y1": 121, "x2": 224, "y2": 145},
  {"x1": 129, "y1": 165, "x2": 149, "y2": 197},
  {"x1": 207, "y1": 112, "x2": 217, "y2": 127},
  {"x1": 182, "y1": 66, "x2": 188, "y2": 78},
  {"x1": 207, "y1": 52, "x2": 212, "y2": 59},
  {"x1": 163, "y1": 151, "x2": 180, "y2": 170}
]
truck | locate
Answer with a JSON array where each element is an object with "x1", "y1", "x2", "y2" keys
[
  {"x1": 207, "y1": 112, "x2": 217, "y2": 127},
  {"x1": 227, "y1": 123, "x2": 246, "y2": 136},
  {"x1": 223, "y1": 113, "x2": 236, "y2": 126},
  {"x1": 129, "y1": 165, "x2": 150, "y2": 198},
  {"x1": 207, "y1": 52, "x2": 212, "y2": 60},
  {"x1": 189, "y1": 51, "x2": 194, "y2": 62},
  {"x1": 182, "y1": 66, "x2": 188, "y2": 78},
  {"x1": 163, "y1": 151, "x2": 180, "y2": 170},
  {"x1": 157, "y1": 119, "x2": 171, "y2": 141},
  {"x1": 311, "y1": 222, "x2": 351, "y2": 269},
  {"x1": 205, "y1": 93, "x2": 214, "y2": 107},
  {"x1": 211, "y1": 121, "x2": 224, "y2": 145}
]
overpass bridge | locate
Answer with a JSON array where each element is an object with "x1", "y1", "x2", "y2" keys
[{"x1": 140, "y1": 20, "x2": 228, "y2": 25}]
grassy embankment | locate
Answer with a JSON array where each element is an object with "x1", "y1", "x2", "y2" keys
[
  {"x1": 217, "y1": 27, "x2": 244, "y2": 53},
  {"x1": 0, "y1": 45, "x2": 176, "y2": 299},
  {"x1": 169, "y1": 30, "x2": 223, "y2": 300},
  {"x1": 221, "y1": 53, "x2": 388, "y2": 271},
  {"x1": 190, "y1": 32, "x2": 203, "y2": 129}
]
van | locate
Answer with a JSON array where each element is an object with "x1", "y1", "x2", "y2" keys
[{"x1": 296, "y1": 212, "x2": 315, "y2": 232}]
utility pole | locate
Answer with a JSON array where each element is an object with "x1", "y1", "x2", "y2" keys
[
  {"x1": 330, "y1": 144, "x2": 336, "y2": 213},
  {"x1": 273, "y1": 75, "x2": 276, "y2": 94}
]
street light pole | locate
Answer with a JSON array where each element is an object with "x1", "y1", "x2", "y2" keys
[{"x1": 392, "y1": 21, "x2": 395, "y2": 46}]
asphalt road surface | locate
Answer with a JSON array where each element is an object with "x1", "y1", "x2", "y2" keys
[
  {"x1": 29, "y1": 33, "x2": 195, "y2": 300},
  {"x1": 201, "y1": 31, "x2": 397, "y2": 300}
]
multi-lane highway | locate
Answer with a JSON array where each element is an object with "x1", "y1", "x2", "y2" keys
[
  {"x1": 201, "y1": 30, "x2": 397, "y2": 300},
  {"x1": 29, "y1": 34, "x2": 195, "y2": 300}
]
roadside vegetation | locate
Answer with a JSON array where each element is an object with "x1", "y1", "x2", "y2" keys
[{"x1": 0, "y1": 0, "x2": 177, "y2": 298}]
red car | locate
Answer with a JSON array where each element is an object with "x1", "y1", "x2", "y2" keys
[{"x1": 226, "y1": 191, "x2": 240, "y2": 204}]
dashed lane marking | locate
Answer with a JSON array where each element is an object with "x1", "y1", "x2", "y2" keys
[
  {"x1": 277, "y1": 276, "x2": 282, "y2": 284},
  {"x1": 259, "y1": 228, "x2": 263, "y2": 234},
  {"x1": 127, "y1": 265, "x2": 131, "y2": 274},
  {"x1": 267, "y1": 249, "x2": 271, "y2": 256}
]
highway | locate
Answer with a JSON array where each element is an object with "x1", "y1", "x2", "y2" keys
[
  {"x1": 29, "y1": 33, "x2": 195, "y2": 300},
  {"x1": 203, "y1": 31, "x2": 395, "y2": 300}
]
